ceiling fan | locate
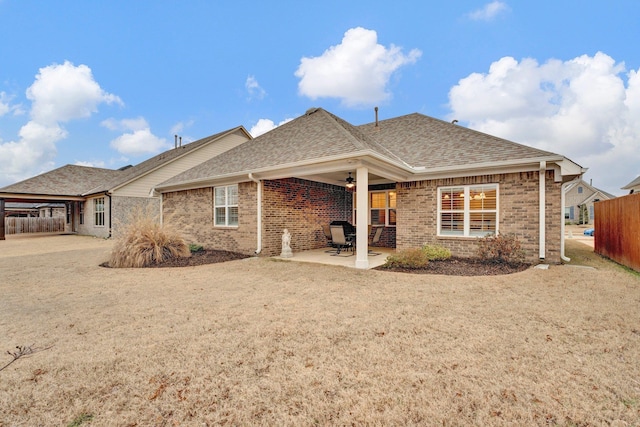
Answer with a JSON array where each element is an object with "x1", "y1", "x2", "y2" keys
[{"x1": 344, "y1": 172, "x2": 355, "y2": 189}]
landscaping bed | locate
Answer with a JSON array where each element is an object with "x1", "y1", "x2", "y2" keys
[{"x1": 376, "y1": 257, "x2": 530, "y2": 275}]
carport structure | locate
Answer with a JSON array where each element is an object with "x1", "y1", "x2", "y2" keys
[{"x1": 0, "y1": 165, "x2": 119, "y2": 240}]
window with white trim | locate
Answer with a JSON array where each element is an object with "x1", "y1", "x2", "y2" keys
[
  {"x1": 353, "y1": 190, "x2": 396, "y2": 226},
  {"x1": 438, "y1": 184, "x2": 498, "y2": 237},
  {"x1": 214, "y1": 185, "x2": 238, "y2": 227},
  {"x1": 94, "y1": 197, "x2": 105, "y2": 227}
]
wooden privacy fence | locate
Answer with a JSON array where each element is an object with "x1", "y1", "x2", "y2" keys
[
  {"x1": 4, "y1": 217, "x2": 66, "y2": 235},
  {"x1": 594, "y1": 193, "x2": 640, "y2": 273}
]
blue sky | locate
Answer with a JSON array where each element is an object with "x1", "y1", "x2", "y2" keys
[{"x1": 1, "y1": 1, "x2": 639, "y2": 195}]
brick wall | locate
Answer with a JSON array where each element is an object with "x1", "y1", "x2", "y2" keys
[
  {"x1": 111, "y1": 196, "x2": 161, "y2": 238},
  {"x1": 162, "y1": 182, "x2": 258, "y2": 255},
  {"x1": 397, "y1": 171, "x2": 562, "y2": 263},
  {"x1": 262, "y1": 178, "x2": 352, "y2": 256}
]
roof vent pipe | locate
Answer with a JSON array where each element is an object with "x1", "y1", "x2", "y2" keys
[
  {"x1": 179, "y1": 136, "x2": 182, "y2": 147},
  {"x1": 174, "y1": 134, "x2": 178, "y2": 149},
  {"x1": 375, "y1": 106, "x2": 379, "y2": 128}
]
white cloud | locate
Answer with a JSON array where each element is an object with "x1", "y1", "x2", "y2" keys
[
  {"x1": 448, "y1": 52, "x2": 640, "y2": 195},
  {"x1": 468, "y1": 1, "x2": 509, "y2": 21},
  {"x1": 245, "y1": 75, "x2": 266, "y2": 101},
  {"x1": 170, "y1": 119, "x2": 194, "y2": 137},
  {"x1": 295, "y1": 27, "x2": 422, "y2": 107},
  {"x1": 104, "y1": 117, "x2": 170, "y2": 156},
  {"x1": 249, "y1": 117, "x2": 293, "y2": 137},
  {"x1": 101, "y1": 116, "x2": 148, "y2": 132},
  {"x1": 109, "y1": 128, "x2": 170, "y2": 156},
  {"x1": 0, "y1": 92, "x2": 11, "y2": 116},
  {"x1": 0, "y1": 91, "x2": 25, "y2": 117},
  {"x1": 0, "y1": 61, "x2": 121, "y2": 186},
  {"x1": 74, "y1": 160, "x2": 106, "y2": 168},
  {"x1": 27, "y1": 61, "x2": 122, "y2": 124}
]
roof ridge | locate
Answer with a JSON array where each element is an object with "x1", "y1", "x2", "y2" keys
[{"x1": 319, "y1": 109, "x2": 409, "y2": 166}]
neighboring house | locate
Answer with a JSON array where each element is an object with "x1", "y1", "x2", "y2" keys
[
  {"x1": 155, "y1": 108, "x2": 585, "y2": 268},
  {"x1": 0, "y1": 126, "x2": 251, "y2": 239},
  {"x1": 4, "y1": 202, "x2": 64, "y2": 218},
  {"x1": 621, "y1": 175, "x2": 640, "y2": 194},
  {"x1": 4, "y1": 202, "x2": 40, "y2": 217},
  {"x1": 37, "y1": 203, "x2": 66, "y2": 218},
  {"x1": 564, "y1": 179, "x2": 615, "y2": 224}
]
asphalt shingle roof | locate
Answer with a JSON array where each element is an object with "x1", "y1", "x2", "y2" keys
[
  {"x1": 622, "y1": 175, "x2": 640, "y2": 189},
  {"x1": 161, "y1": 109, "x2": 563, "y2": 188},
  {"x1": 94, "y1": 126, "x2": 247, "y2": 192},
  {"x1": 161, "y1": 108, "x2": 392, "y2": 186},
  {"x1": 358, "y1": 113, "x2": 558, "y2": 169},
  {"x1": 0, "y1": 126, "x2": 248, "y2": 197},
  {"x1": 0, "y1": 165, "x2": 121, "y2": 196}
]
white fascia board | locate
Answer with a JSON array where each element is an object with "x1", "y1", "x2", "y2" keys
[
  {"x1": 154, "y1": 151, "x2": 403, "y2": 193},
  {"x1": 0, "y1": 192, "x2": 86, "y2": 202},
  {"x1": 557, "y1": 158, "x2": 586, "y2": 177},
  {"x1": 407, "y1": 158, "x2": 555, "y2": 181}
]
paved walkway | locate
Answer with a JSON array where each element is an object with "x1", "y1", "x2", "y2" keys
[{"x1": 565, "y1": 224, "x2": 595, "y2": 248}]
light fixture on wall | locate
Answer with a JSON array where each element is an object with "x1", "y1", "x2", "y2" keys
[{"x1": 345, "y1": 172, "x2": 355, "y2": 189}]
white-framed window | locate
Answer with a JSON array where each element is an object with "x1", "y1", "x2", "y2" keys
[
  {"x1": 214, "y1": 185, "x2": 238, "y2": 227},
  {"x1": 438, "y1": 184, "x2": 498, "y2": 237},
  {"x1": 94, "y1": 197, "x2": 105, "y2": 227},
  {"x1": 353, "y1": 190, "x2": 396, "y2": 226}
]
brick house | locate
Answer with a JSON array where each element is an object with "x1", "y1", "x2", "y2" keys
[
  {"x1": 0, "y1": 126, "x2": 251, "y2": 239},
  {"x1": 156, "y1": 108, "x2": 585, "y2": 268}
]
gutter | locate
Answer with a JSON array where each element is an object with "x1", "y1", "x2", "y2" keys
[
  {"x1": 107, "y1": 192, "x2": 112, "y2": 238},
  {"x1": 560, "y1": 177, "x2": 582, "y2": 262},
  {"x1": 539, "y1": 161, "x2": 546, "y2": 259},
  {"x1": 248, "y1": 173, "x2": 262, "y2": 255}
]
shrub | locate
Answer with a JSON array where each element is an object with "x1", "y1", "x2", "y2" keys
[
  {"x1": 189, "y1": 244, "x2": 204, "y2": 253},
  {"x1": 109, "y1": 208, "x2": 190, "y2": 268},
  {"x1": 476, "y1": 233, "x2": 525, "y2": 264},
  {"x1": 421, "y1": 244, "x2": 452, "y2": 261},
  {"x1": 382, "y1": 248, "x2": 430, "y2": 269}
]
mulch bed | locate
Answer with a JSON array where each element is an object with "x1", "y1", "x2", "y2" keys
[
  {"x1": 374, "y1": 257, "x2": 530, "y2": 276},
  {"x1": 102, "y1": 250, "x2": 528, "y2": 275},
  {"x1": 100, "y1": 250, "x2": 251, "y2": 268},
  {"x1": 147, "y1": 250, "x2": 251, "y2": 268}
]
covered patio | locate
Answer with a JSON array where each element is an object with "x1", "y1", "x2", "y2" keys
[{"x1": 277, "y1": 245, "x2": 395, "y2": 269}]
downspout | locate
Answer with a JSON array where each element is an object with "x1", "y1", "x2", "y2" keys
[
  {"x1": 248, "y1": 173, "x2": 262, "y2": 255},
  {"x1": 107, "y1": 192, "x2": 112, "y2": 238},
  {"x1": 539, "y1": 161, "x2": 546, "y2": 260},
  {"x1": 560, "y1": 177, "x2": 581, "y2": 262}
]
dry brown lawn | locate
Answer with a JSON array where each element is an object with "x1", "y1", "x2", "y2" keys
[{"x1": 0, "y1": 234, "x2": 639, "y2": 426}]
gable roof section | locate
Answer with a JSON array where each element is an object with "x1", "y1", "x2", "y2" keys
[
  {"x1": 0, "y1": 165, "x2": 121, "y2": 198},
  {"x1": 0, "y1": 126, "x2": 251, "y2": 201},
  {"x1": 564, "y1": 179, "x2": 616, "y2": 204},
  {"x1": 93, "y1": 126, "x2": 251, "y2": 194},
  {"x1": 158, "y1": 108, "x2": 581, "y2": 192},
  {"x1": 622, "y1": 175, "x2": 640, "y2": 190},
  {"x1": 358, "y1": 113, "x2": 559, "y2": 169},
  {"x1": 159, "y1": 108, "x2": 395, "y2": 187}
]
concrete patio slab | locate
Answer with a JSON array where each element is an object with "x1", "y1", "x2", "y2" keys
[{"x1": 275, "y1": 247, "x2": 394, "y2": 269}]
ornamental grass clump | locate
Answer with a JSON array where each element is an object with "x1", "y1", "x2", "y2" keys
[
  {"x1": 476, "y1": 233, "x2": 525, "y2": 265},
  {"x1": 109, "y1": 209, "x2": 190, "y2": 268},
  {"x1": 382, "y1": 248, "x2": 430, "y2": 269},
  {"x1": 421, "y1": 244, "x2": 452, "y2": 261}
]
